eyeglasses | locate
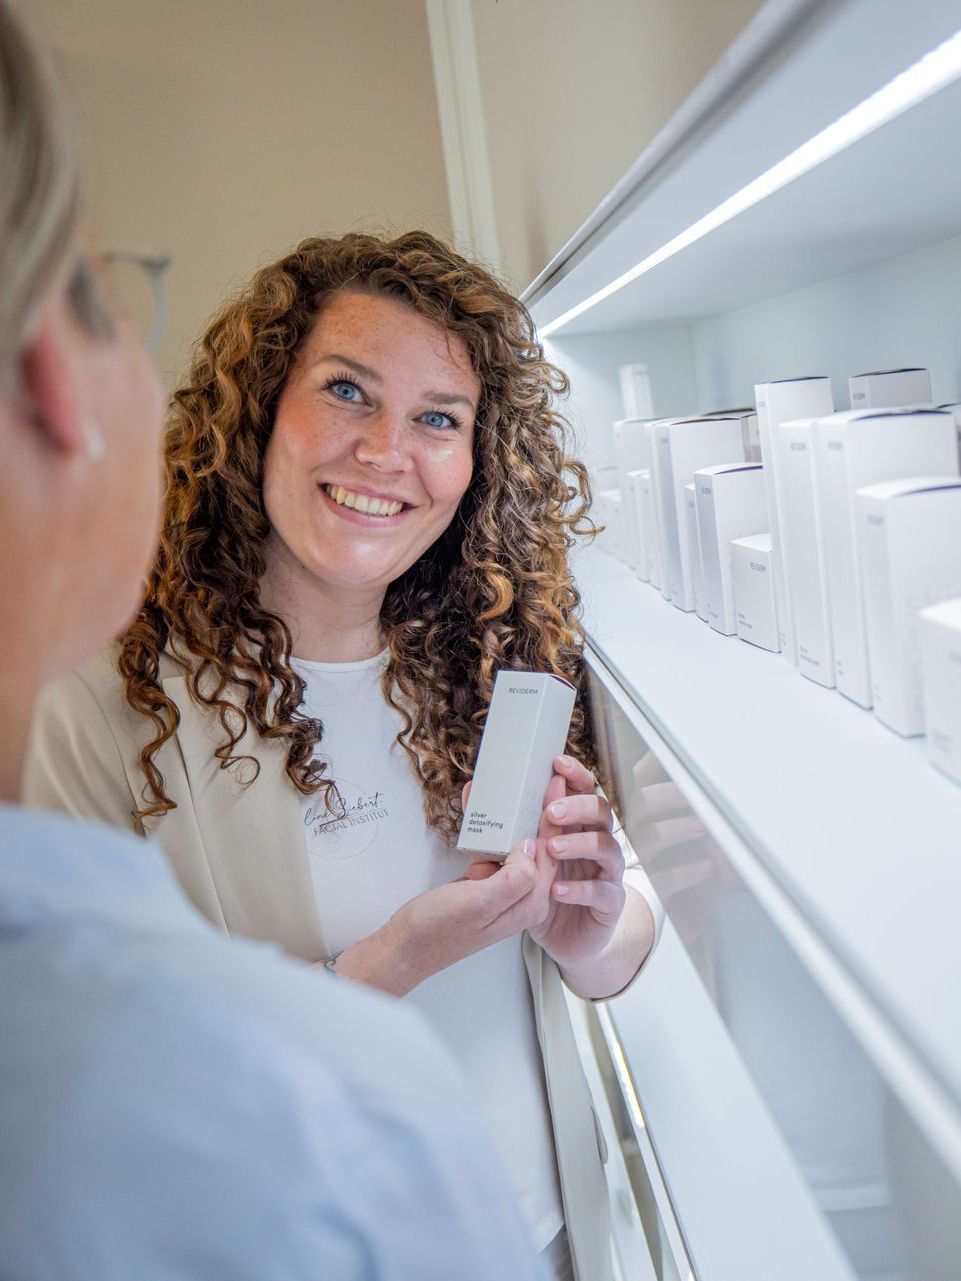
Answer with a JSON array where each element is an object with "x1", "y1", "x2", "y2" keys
[{"x1": 102, "y1": 250, "x2": 172, "y2": 353}]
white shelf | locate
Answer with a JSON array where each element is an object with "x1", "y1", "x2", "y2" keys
[
  {"x1": 575, "y1": 545, "x2": 961, "y2": 1124},
  {"x1": 599, "y1": 926, "x2": 858, "y2": 1281},
  {"x1": 527, "y1": 0, "x2": 961, "y2": 1265},
  {"x1": 528, "y1": 0, "x2": 961, "y2": 336}
]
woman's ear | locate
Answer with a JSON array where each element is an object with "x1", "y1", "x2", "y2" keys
[{"x1": 18, "y1": 301, "x2": 88, "y2": 455}]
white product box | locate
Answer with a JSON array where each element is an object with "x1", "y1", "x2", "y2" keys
[
  {"x1": 745, "y1": 414, "x2": 761, "y2": 463},
  {"x1": 619, "y1": 477, "x2": 640, "y2": 571},
  {"x1": 731, "y1": 534, "x2": 779, "y2": 652},
  {"x1": 458, "y1": 670, "x2": 577, "y2": 857},
  {"x1": 591, "y1": 467, "x2": 618, "y2": 554},
  {"x1": 780, "y1": 417, "x2": 835, "y2": 687},
  {"x1": 684, "y1": 483, "x2": 707, "y2": 621},
  {"x1": 613, "y1": 417, "x2": 655, "y2": 482},
  {"x1": 636, "y1": 468, "x2": 661, "y2": 589},
  {"x1": 937, "y1": 402, "x2": 961, "y2": 467},
  {"x1": 848, "y1": 367, "x2": 931, "y2": 410},
  {"x1": 607, "y1": 490, "x2": 624, "y2": 561},
  {"x1": 919, "y1": 598, "x2": 961, "y2": 786},
  {"x1": 857, "y1": 478, "x2": 961, "y2": 736},
  {"x1": 648, "y1": 419, "x2": 675, "y2": 601},
  {"x1": 624, "y1": 469, "x2": 649, "y2": 582},
  {"x1": 655, "y1": 417, "x2": 745, "y2": 613},
  {"x1": 755, "y1": 377, "x2": 835, "y2": 666},
  {"x1": 595, "y1": 488, "x2": 624, "y2": 561},
  {"x1": 618, "y1": 363, "x2": 653, "y2": 421},
  {"x1": 701, "y1": 408, "x2": 760, "y2": 462},
  {"x1": 614, "y1": 418, "x2": 656, "y2": 571},
  {"x1": 694, "y1": 463, "x2": 767, "y2": 636},
  {"x1": 815, "y1": 408, "x2": 958, "y2": 709}
]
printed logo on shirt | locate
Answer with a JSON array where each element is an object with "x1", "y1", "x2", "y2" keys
[{"x1": 303, "y1": 776, "x2": 390, "y2": 859}]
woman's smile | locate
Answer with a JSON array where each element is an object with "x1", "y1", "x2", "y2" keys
[{"x1": 320, "y1": 482, "x2": 410, "y2": 524}]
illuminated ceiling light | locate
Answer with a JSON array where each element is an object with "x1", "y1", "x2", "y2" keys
[{"x1": 539, "y1": 27, "x2": 961, "y2": 338}]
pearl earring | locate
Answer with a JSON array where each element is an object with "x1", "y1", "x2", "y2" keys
[{"x1": 84, "y1": 421, "x2": 106, "y2": 461}]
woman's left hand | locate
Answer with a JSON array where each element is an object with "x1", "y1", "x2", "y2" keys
[{"x1": 526, "y1": 754, "x2": 626, "y2": 968}]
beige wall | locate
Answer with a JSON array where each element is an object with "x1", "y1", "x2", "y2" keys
[
  {"x1": 470, "y1": 0, "x2": 765, "y2": 291},
  {"x1": 31, "y1": 0, "x2": 452, "y2": 382}
]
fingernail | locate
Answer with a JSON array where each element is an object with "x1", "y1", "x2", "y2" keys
[
  {"x1": 551, "y1": 837, "x2": 569, "y2": 853},
  {"x1": 550, "y1": 801, "x2": 568, "y2": 820},
  {"x1": 520, "y1": 839, "x2": 535, "y2": 857},
  {"x1": 558, "y1": 754, "x2": 575, "y2": 767},
  {"x1": 554, "y1": 883, "x2": 570, "y2": 897}
]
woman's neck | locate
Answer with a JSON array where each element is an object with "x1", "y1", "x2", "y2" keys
[
  {"x1": 260, "y1": 540, "x2": 387, "y2": 663},
  {"x1": 287, "y1": 600, "x2": 385, "y2": 663}
]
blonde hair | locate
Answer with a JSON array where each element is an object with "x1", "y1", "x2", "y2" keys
[
  {"x1": 0, "y1": 0, "x2": 82, "y2": 386},
  {"x1": 119, "y1": 231, "x2": 598, "y2": 842}
]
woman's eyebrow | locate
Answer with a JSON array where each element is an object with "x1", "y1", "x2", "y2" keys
[
  {"x1": 312, "y1": 354, "x2": 382, "y2": 382},
  {"x1": 426, "y1": 390, "x2": 477, "y2": 410}
]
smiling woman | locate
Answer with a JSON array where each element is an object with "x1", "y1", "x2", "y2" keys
[
  {"x1": 261, "y1": 289, "x2": 479, "y2": 606},
  {"x1": 26, "y1": 229, "x2": 660, "y2": 1281},
  {"x1": 116, "y1": 230, "x2": 600, "y2": 842}
]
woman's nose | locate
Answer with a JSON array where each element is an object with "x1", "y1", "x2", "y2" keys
[{"x1": 354, "y1": 410, "x2": 412, "y2": 472}]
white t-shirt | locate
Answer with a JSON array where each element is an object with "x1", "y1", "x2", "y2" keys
[{"x1": 294, "y1": 652, "x2": 564, "y2": 1250}]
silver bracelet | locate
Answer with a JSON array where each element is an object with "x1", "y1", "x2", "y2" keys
[{"x1": 322, "y1": 951, "x2": 342, "y2": 977}]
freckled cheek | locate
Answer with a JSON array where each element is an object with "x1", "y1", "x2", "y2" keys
[
  {"x1": 273, "y1": 403, "x2": 348, "y2": 471},
  {"x1": 262, "y1": 429, "x2": 316, "y2": 519},
  {"x1": 422, "y1": 445, "x2": 474, "y2": 513}
]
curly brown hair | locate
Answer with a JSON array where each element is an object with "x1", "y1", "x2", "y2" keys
[{"x1": 118, "y1": 230, "x2": 597, "y2": 842}]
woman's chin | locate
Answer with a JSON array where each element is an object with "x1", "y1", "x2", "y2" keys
[{"x1": 306, "y1": 553, "x2": 407, "y2": 596}]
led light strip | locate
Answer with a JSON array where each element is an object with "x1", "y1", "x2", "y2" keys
[{"x1": 539, "y1": 27, "x2": 961, "y2": 339}]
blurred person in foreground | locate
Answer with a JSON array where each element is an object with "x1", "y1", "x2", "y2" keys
[{"x1": 0, "y1": 3, "x2": 546, "y2": 1277}]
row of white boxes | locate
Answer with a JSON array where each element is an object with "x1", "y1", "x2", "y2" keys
[{"x1": 597, "y1": 366, "x2": 961, "y2": 788}]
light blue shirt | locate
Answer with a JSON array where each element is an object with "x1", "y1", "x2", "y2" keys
[{"x1": 0, "y1": 805, "x2": 546, "y2": 1280}]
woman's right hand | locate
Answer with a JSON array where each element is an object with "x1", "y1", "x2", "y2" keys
[{"x1": 332, "y1": 839, "x2": 556, "y2": 996}]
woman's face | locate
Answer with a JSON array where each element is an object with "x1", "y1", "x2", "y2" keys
[{"x1": 263, "y1": 289, "x2": 479, "y2": 597}]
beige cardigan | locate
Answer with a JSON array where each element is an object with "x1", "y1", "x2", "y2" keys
[{"x1": 25, "y1": 644, "x2": 632, "y2": 1281}]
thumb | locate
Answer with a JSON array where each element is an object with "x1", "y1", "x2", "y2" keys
[{"x1": 473, "y1": 839, "x2": 538, "y2": 913}]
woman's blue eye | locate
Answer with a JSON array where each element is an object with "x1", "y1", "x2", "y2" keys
[
  {"x1": 331, "y1": 380, "x2": 362, "y2": 402},
  {"x1": 423, "y1": 410, "x2": 454, "y2": 430}
]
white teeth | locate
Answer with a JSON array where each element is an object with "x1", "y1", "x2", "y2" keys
[{"x1": 324, "y1": 485, "x2": 404, "y2": 518}]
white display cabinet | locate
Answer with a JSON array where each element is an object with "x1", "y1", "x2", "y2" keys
[{"x1": 523, "y1": 1, "x2": 961, "y2": 1277}]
